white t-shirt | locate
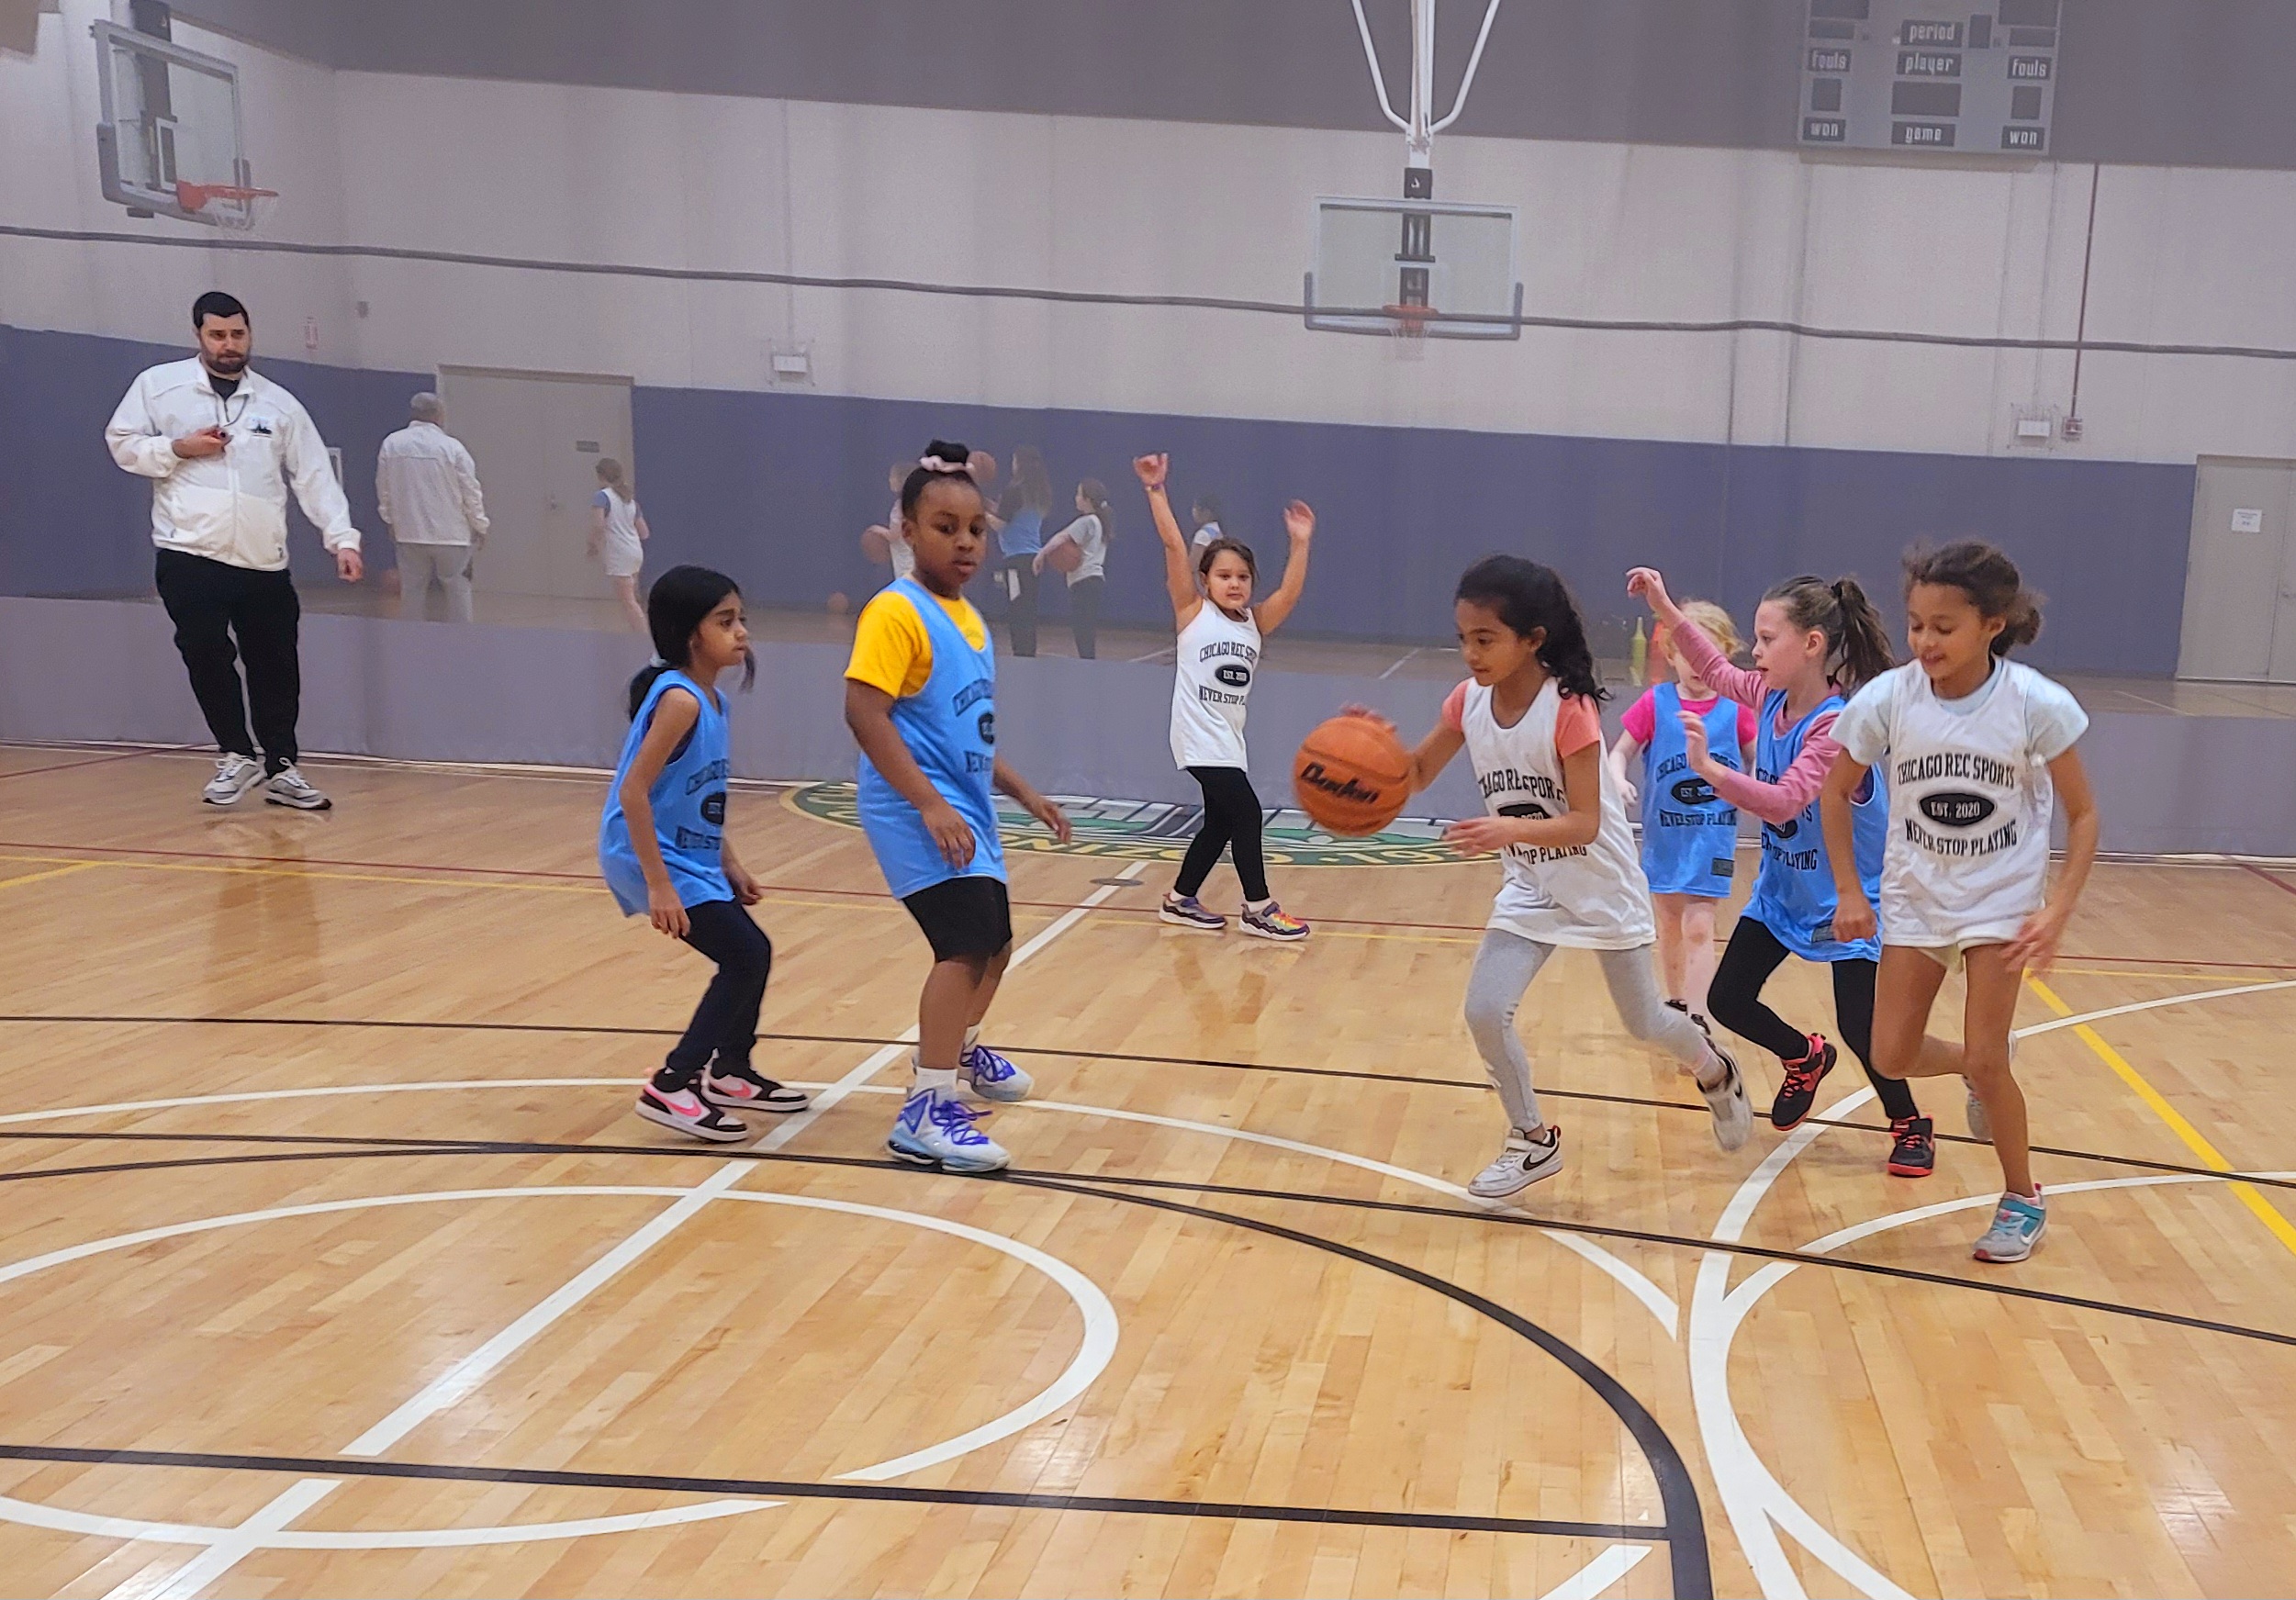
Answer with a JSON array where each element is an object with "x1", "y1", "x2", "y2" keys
[
  {"x1": 1051, "y1": 512, "x2": 1105, "y2": 584},
  {"x1": 1451, "y1": 678, "x2": 1653, "y2": 950},
  {"x1": 594, "y1": 487, "x2": 644, "y2": 577},
  {"x1": 886, "y1": 498, "x2": 916, "y2": 582},
  {"x1": 1832, "y1": 658, "x2": 2089, "y2": 946},
  {"x1": 1170, "y1": 602, "x2": 1259, "y2": 769}
]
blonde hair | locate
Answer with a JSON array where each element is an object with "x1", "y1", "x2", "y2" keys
[
  {"x1": 596, "y1": 457, "x2": 633, "y2": 501},
  {"x1": 1673, "y1": 599, "x2": 1742, "y2": 659}
]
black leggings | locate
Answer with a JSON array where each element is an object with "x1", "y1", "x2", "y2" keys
[
  {"x1": 1068, "y1": 576, "x2": 1103, "y2": 659},
  {"x1": 657, "y1": 900, "x2": 774, "y2": 1088},
  {"x1": 1707, "y1": 915, "x2": 1919, "y2": 1122},
  {"x1": 1174, "y1": 766, "x2": 1269, "y2": 902}
]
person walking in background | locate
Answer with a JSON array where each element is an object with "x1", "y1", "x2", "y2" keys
[
  {"x1": 376, "y1": 391, "x2": 488, "y2": 623},
  {"x1": 1035, "y1": 477, "x2": 1114, "y2": 658},
  {"x1": 994, "y1": 445, "x2": 1052, "y2": 656},
  {"x1": 591, "y1": 457, "x2": 650, "y2": 633},
  {"x1": 105, "y1": 290, "x2": 362, "y2": 811},
  {"x1": 1188, "y1": 492, "x2": 1226, "y2": 559},
  {"x1": 862, "y1": 459, "x2": 917, "y2": 585}
]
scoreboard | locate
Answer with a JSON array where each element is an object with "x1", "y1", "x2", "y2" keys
[{"x1": 1798, "y1": 0, "x2": 2060, "y2": 154}]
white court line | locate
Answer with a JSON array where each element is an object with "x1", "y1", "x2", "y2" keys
[
  {"x1": 1377, "y1": 645, "x2": 1425, "y2": 680},
  {"x1": 108, "y1": 860, "x2": 1146, "y2": 1598},
  {"x1": 1534, "y1": 1542, "x2": 1650, "y2": 1600},
  {"x1": 1687, "y1": 976, "x2": 2296, "y2": 1600},
  {"x1": 137, "y1": 1478, "x2": 338, "y2": 1600}
]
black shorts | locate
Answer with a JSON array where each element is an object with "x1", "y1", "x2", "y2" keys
[{"x1": 902, "y1": 876, "x2": 1014, "y2": 962}]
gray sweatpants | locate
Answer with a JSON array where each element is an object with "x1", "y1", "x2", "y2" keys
[
  {"x1": 398, "y1": 543, "x2": 475, "y2": 623},
  {"x1": 1463, "y1": 928, "x2": 1713, "y2": 1132}
]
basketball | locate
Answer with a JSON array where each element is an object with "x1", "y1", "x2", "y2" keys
[
  {"x1": 1292, "y1": 715, "x2": 1412, "y2": 836},
  {"x1": 1044, "y1": 538, "x2": 1084, "y2": 575},
  {"x1": 860, "y1": 526, "x2": 892, "y2": 565}
]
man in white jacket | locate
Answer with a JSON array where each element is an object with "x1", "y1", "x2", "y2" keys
[
  {"x1": 105, "y1": 291, "x2": 364, "y2": 811},
  {"x1": 376, "y1": 391, "x2": 488, "y2": 623}
]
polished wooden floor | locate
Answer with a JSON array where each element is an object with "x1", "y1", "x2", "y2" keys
[{"x1": 2, "y1": 744, "x2": 2294, "y2": 1599}]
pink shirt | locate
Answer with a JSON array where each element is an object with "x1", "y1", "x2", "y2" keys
[
  {"x1": 1664, "y1": 617, "x2": 1843, "y2": 827},
  {"x1": 1620, "y1": 687, "x2": 1757, "y2": 752}
]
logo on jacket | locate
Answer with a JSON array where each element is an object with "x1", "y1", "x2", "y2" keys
[
  {"x1": 978, "y1": 710, "x2": 995, "y2": 745},
  {"x1": 1918, "y1": 789, "x2": 1996, "y2": 827},
  {"x1": 700, "y1": 792, "x2": 726, "y2": 825},
  {"x1": 1497, "y1": 800, "x2": 1552, "y2": 821},
  {"x1": 1214, "y1": 663, "x2": 1251, "y2": 688},
  {"x1": 1669, "y1": 776, "x2": 1719, "y2": 809}
]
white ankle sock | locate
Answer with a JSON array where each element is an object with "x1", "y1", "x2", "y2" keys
[
  {"x1": 962, "y1": 1025, "x2": 981, "y2": 1053},
  {"x1": 1246, "y1": 898, "x2": 1272, "y2": 913},
  {"x1": 913, "y1": 1060, "x2": 958, "y2": 1097}
]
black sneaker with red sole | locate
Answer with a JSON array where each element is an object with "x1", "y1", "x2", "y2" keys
[
  {"x1": 1768, "y1": 1035, "x2": 1836, "y2": 1131},
  {"x1": 1887, "y1": 1115, "x2": 1937, "y2": 1177}
]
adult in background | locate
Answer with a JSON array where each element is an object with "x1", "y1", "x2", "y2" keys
[
  {"x1": 376, "y1": 391, "x2": 488, "y2": 623},
  {"x1": 995, "y1": 445, "x2": 1053, "y2": 656},
  {"x1": 105, "y1": 290, "x2": 363, "y2": 811},
  {"x1": 1035, "y1": 476, "x2": 1114, "y2": 658}
]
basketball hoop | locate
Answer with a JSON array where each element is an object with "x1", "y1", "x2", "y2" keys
[
  {"x1": 1384, "y1": 302, "x2": 1435, "y2": 360},
  {"x1": 174, "y1": 180, "x2": 276, "y2": 222}
]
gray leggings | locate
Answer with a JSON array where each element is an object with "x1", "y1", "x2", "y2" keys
[{"x1": 1463, "y1": 928, "x2": 1712, "y2": 1132}]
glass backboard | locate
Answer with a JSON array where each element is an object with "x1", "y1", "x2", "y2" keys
[
  {"x1": 91, "y1": 20, "x2": 256, "y2": 228},
  {"x1": 1305, "y1": 196, "x2": 1522, "y2": 339}
]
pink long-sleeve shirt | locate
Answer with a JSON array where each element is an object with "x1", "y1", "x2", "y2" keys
[{"x1": 1665, "y1": 618, "x2": 1841, "y2": 827}]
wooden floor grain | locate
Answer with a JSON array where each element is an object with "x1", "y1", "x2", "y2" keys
[{"x1": 1, "y1": 744, "x2": 2293, "y2": 1598}]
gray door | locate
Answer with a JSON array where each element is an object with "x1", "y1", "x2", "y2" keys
[
  {"x1": 436, "y1": 368, "x2": 634, "y2": 605},
  {"x1": 2177, "y1": 457, "x2": 2296, "y2": 681}
]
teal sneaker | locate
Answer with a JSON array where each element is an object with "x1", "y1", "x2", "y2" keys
[{"x1": 1972, "y1": 1187, "x2": 2046, "y2": 1263}]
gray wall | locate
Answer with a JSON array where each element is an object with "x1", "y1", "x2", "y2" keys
[
  {"x1": 171, "y1": 0, "x2": 2296, "y2": 172},
  {"x1": 6, "y1": 596, "x2": 2290, "y2": 857}
]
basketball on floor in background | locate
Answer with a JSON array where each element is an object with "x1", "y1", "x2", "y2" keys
[
  {"x1": 1044, "y1": 539, "x2": 1084, "y2": 575},
  {"x1": 1293, "y1": 715, "x2": 1413, "y2": 836}
]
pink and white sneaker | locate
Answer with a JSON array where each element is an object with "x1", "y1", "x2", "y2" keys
[{"x1": 634, "y1": 1082, "x2": 749, "y2": 1143}]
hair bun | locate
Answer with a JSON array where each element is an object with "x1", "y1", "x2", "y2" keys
[{"x1": 920, "y1": 438, "x2": 973, "y2": 474}]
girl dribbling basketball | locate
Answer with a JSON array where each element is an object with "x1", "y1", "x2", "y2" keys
[
  {"x1": 1349, "y1": 556, "x2": 1753, "y2": 1197},
  {"x1": 1823, "y1": 542, "x2": 2098, "y2": 1261},
  {"x1": 1135, "y1": 452, "x2": 1316, "y2": 941}
]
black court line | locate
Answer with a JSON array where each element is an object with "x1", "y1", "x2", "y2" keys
[
  {"x1": 7, "y1": 1011, "x2": 2295, "y2": 1194},
  {"x1": 6, "y1": 219, "x2": 2295, "y2": 365},
  {"x1": 0, "y1": 1441, "x2": 1653, "y2": 1542},
  {"x1": 4, "y1": 1134, "x2": 2293, "y2": 1352}
]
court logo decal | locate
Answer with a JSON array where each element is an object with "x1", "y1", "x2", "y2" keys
[{"x1": 785, "y1": 783, "x2": 1472, "y2": 867}]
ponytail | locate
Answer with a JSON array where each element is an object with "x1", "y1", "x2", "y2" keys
[
  {"x1": 1903, "y1": 541, "x2": 2044, "y2": 656},
  {"x1": 1763, "y1": 573, "x2": 1896, "y2": 692},
  {"x1": 1456, "y1": 555, "x2": 1607, "y2": 704}
]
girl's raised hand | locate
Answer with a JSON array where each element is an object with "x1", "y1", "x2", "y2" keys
[
  {"x1": 1283, "y1": 500, "x2": 1316, "y2": 543},
  {"x1": 1132, "y1": 453, "x2": 1169, "y2": 490},
  {"x1": 1624, "y1": 566, "x2": 1676, "y2": 615}
]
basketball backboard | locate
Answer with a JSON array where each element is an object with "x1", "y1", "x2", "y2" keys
[
  {"x1": 91, "y1": 19, "x2": 263, "y2": 227},
  {"x1": 1304, "y1": 196, "x2": 1523, "y2": 340}
]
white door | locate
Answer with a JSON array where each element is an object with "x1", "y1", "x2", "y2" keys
[
  {"x1": 437, "y1": 368, "x2": 635, "y2": 605},
  {"x1": 2177, "y1": 457, "x2": 2296, "y2": 682}
]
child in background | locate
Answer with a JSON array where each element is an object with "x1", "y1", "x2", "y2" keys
[
  {"x1": 1629, "y1": 566, "x2": 1933, "y2": 1175},
  {"x1": 601, "y1": 565, "x2": 810, "y2": 1143},
  {"x1": 1824, "y1": 542, "x2": 2098, "y2": 1259},
  {"x1": 1350, "y1": 555, "x2": 1753, "y2": 1198},
  {"x1": 1607, "y1": 599, "x2": 1756, "y2": 1033},
  {"x1": 845, "y1": 441, "x2": 1072, "y2": 1174}
]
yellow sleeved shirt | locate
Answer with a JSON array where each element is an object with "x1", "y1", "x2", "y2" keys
[{"x1": 845, "y1": 587, "x2": 991, "y2": 699}]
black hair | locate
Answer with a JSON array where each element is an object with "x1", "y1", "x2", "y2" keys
[
  {"x1": 1903, "y1": 540, "x2": 2044, "y2": 656},
  {"x1": 626, "y1": 564, "x2": 754, "y2": 718},
  {"x1": 899, "y1": 439, "x2": 982, "y2": 520},
  {"x1": 1078, "y1": 477, "x2": 1114, "y2": 545},
  {"x1": 1196, "y1": 536, "x2": 1257, "y2": 584},
  {"x1": 1762, "y1": 573, "x2": 1895, "y2": 690},
  {"x1": 1454, "y1": 555, "x2": 1607, "y2": 702},
  {"x1": 1192, "y1": 492, "x2": 1223, "y2": 524},
  {"x1": 192, "y1": 291, "x2": 248, "y2": 328}
]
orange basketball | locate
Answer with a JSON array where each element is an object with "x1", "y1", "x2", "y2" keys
[
  {"x1": 1293, "y1": 715, "x2": 1413, "y2": 837},
  {"x1": 1044, "y1": 538, "x2": 1084, "y2": 575}
]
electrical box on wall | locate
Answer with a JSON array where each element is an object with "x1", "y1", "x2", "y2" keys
[{"x1": 768, "y1": 345, "x2": 812, "y2": 386}]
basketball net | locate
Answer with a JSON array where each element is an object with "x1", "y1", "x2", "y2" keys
[{"x1": 1384, "y1": 302, "x2": 1434, "y2": 362}]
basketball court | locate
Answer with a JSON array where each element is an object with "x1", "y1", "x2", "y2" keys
[{"x1": 0, "y1": 744, "x2": 2291, "y2": 1597}]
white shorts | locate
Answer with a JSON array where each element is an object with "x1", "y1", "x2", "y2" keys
[{"x1": 1891, "y1": 934, "x2": 2018, "y2": 975}]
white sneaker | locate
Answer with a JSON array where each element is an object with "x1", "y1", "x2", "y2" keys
[
  {"x1": 1468, "y1": 1125, "x2": 1564, "y2": 1197},
  {"x1": 263, "y1": 765, "x2": 332, "y2": 811},
  {"x1": 1697, "y1": 1041, "x2": 1753, "y2": 1153},
  {"x1": 201, "y1": 754, "x2": 263, "y2": 806},
  {"x1": 887, "y1": 1088, "x2": 1010, "y2": 1174}
]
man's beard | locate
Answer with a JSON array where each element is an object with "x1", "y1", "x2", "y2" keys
[{"x1": 204, "y1": 351, "x2": 248, "y2": 375}]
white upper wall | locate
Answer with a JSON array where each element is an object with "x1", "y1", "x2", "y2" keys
[{"x1": 5, "y1": 4, "x2": 2291, "y2": 465}]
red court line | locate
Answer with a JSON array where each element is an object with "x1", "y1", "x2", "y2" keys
[
  {"x1": 0, "y1": 751, "x2": 154, "y2": 783},
  {"x1": 2235, "y1": 859, "x2": 2296, "y2": 901}
]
